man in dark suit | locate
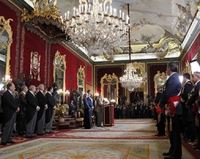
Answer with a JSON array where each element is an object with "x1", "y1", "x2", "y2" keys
[
  {"x1": 1, "y1": 83, "x2": 20, "y2": 145},
  {"x1": 45, "y1": 86, "x2": 56, "y2": 134},
  {"x1": 87, "y1": 90, "x2": 94, "y2": 127},
  {"x1": 18, "y1": 86, "x2": 28, "y2": 135},
  {"x1": 26, "y1": 85, "x2": 40, "y2": 138},
  {"x1": 159, "y1": 62, "x2": 182, "y2": 159},
  {"x1": 36, "y1": 84, "x2": 48, "y2": 135},
  {"x1": 186, "y1": 71, "x2": 200, "y2": 149},
  {"x1": 180, "y1": 73, "x2": 193, "y2": 141}
]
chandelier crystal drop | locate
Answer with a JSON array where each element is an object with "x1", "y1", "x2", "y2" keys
[
  {"x1": 63, "y1": 0, "x2": 129, "y2": 57},
  {"x1": 119, "y1": 63, "x2": 147, "y2": 92}
]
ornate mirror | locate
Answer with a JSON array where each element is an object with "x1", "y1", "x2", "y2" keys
[
  {"x1": 101, "y1": 73, "x2": 118, "y2": 103},
  {"x1": 53, "y1": 51, "x2": 66, "y2": 102},
  {"x1": 154, "y1": 71, "x2": 167, "y2": 95},
  {"x1": 0, "y1": 16, "x2": 13, "y2": 90},
  {"x1": 77, "y1": 65, "x2": 85, "y2": 94}
]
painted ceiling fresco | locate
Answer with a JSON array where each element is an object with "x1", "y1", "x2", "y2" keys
[
  {"x1": 56, "y1": 0, "x2": 199, "y2": 60},
  {"x1": 22, "y1": 0, "x2": 199, "y2": 61}
]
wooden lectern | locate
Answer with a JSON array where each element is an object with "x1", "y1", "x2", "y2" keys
[{"x1": 103, "y1": 103, "x2": 114, "y2": 126}]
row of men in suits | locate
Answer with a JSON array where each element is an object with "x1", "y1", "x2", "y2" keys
[
  {"x1": 1, "y1": 83, "x2": 56, "y2": 145},
  {"x1": 181, "y1": 72, "x2": 200, "y2": 150},
  {"x1": 156, "y1": 62, "x2": 200, "y2": 159}
]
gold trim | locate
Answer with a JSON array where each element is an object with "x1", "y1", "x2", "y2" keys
[
  {"x1": 21, "y1": 2, "x2": 62, "y2": 23},
  {"x1": 0, "y1": 16, "x2": 13, "y2": 77},
  {"x1": 100, "y1": 73, "x2": 119, "y2": 104},
  {"x1": 53, "y1": 50, "x2": 66, "y2": 102},
  {"x1": 77, "y1": 65, "x2": 85, "y2": 94},
  {"x1": 61, "y1": 41, "x2": 91, "y2": 63},
  {"x1": 153, "y1": 71, "x2": 167, "y2": 96},
  {"x1": 8, "y1": 0, "x2": 23, "y2": 11}
]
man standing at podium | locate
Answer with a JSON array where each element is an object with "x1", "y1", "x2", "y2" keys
[{"x1": 95, "y1": 94, "x2": 104, "y2": 127}]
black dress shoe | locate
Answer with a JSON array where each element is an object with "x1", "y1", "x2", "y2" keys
[
  {"x1": 26, "y1": 136, "x2": 32, "y2": 138},
  {"x1": 164, "y1": 156, "x2": 181, "y2": 159},
  {"x1": 37, "y1": 133, "x2": 44, "y2": 136},
  {"x1": 163, "y1": 152, "x2": 171, "y2": 156},
  {"x1": 1, "y1": 142, "x2": 7, "y2": 145},
  {"x1": 193, "y1": 145, "x2": 200, "y2": 150},
  {"x1": 45, "y1": 132, "x2": 51, "y2": 134},
  {"x1": 7, "y1": 141, "x2": 16, "y2": 144},
  {"x1": 31, "y1": 135, "x2": 37, "y2": 138}
]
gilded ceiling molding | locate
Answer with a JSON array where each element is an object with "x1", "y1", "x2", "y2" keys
[{"x1": 21, "y1": 1, "x2": 67, "y2": 44}]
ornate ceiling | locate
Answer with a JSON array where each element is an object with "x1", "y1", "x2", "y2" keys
[
  {"x1": 21, "y1": 0, "x2": 200, "y2": 62},
  {"x1": 58, "y1": 0, "x2": 200, "y2": 62}
]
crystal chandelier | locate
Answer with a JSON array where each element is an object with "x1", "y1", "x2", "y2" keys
[
  {"x1": 120, "y1": 62, "x2": 147, "y2": 91},
  {"x1": 63, "y1": 0, "x2": 129, "y2": 57},
  {"x1": 119, "y1": 4, "x2": 147, "y2": 92}
]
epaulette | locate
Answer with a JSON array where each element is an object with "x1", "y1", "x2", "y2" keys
[{"x1": 187, "y1": 81, "x2": 192, "y2": 85}]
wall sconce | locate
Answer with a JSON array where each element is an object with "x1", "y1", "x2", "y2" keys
[
  {"x1": 57, "y1": 89, "x2": 63, "y2": 95},
  {"x1": 94, "y1": 92, "x2": 99, "y2": 97},
  {"x1": 2, "y1": 75, "x2": 12, "y2": 89},
  {"x1": 65, "y1": 90, "x2": 70, "y2": 97},
  {"x1": 64, "y1": 90, "x2": 70, "y2": 103},
  {"x1": 110, "y1": 99, "x2": 116, "y2": 103}
]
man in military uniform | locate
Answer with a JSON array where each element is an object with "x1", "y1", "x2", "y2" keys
[
  {"x1": 180, "y1": 73, "x2": 193, "y2": 141},
  {"x1": 186, "y1": 71, "x2": 200, "y2": 149},
  {"x1": 159, "y1": 62, "x2": 182, "y2": 159}
]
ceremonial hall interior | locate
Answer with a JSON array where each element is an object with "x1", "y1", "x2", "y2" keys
[{"x1": 0, "y1": 0, "x2": 200, "y2": 158}]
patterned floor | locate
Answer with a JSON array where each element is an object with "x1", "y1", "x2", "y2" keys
[
  {"x1": 0, "y1": 119, "x2": 196, "y2": 159},
  {"x1": 0, "y1": 138, "x2": 194, "y2": 159}
]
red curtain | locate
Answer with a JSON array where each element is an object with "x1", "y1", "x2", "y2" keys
[{"x1": 181, "y1": 34, "x2": 200, "y2": 69}]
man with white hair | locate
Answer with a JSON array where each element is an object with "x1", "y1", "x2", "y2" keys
[
  {"x1": 36, "y1": 84, "x2": 48, "y2": 135},
  {"x1": 1, "y1": 83, "x2": 20, "y2": 145}
]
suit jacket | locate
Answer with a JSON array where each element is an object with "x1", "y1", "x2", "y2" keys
[
  {"x1": 36, "y1": 91, "x2": 47, "y2": 120},
  {"x1": 180, "y1": 80, "x2": 193, "y2": 104},
  {"x1": 26, "y1": 91, "x2": 38, "y2": 123},
  {"x1": 45, "y1": 92, "x2": 55, "y2": 123},
  {"x1": 19, "y1": 92, "x2": 27, "y2": 112},
  {"x1": 87, "y1": 96, "x2": 93, "y2": 109},
  {"x1": 159, "y1": 73, "x2": 181, "y2": 107},
  {"x1": 2, "y1": 90, "x2": 18, "y2": 124}
]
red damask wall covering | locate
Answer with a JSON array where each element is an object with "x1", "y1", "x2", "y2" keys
[{"x1": 0, "y1": 0, "x2": 92, "y2": 91}]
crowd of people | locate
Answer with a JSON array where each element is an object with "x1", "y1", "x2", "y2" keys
[
  {"x1": 0, "y1": 83, "x2": 56, "y2": 145},
  {"x1": 1, "y1": 62, "x2": 200, "y2": 159},
  {"x1": 114, "y1": 102, "x2": 154, "y2": 119},
  {"x1": 154, "y1": 62, "x2": 200, "y2": 159}
]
